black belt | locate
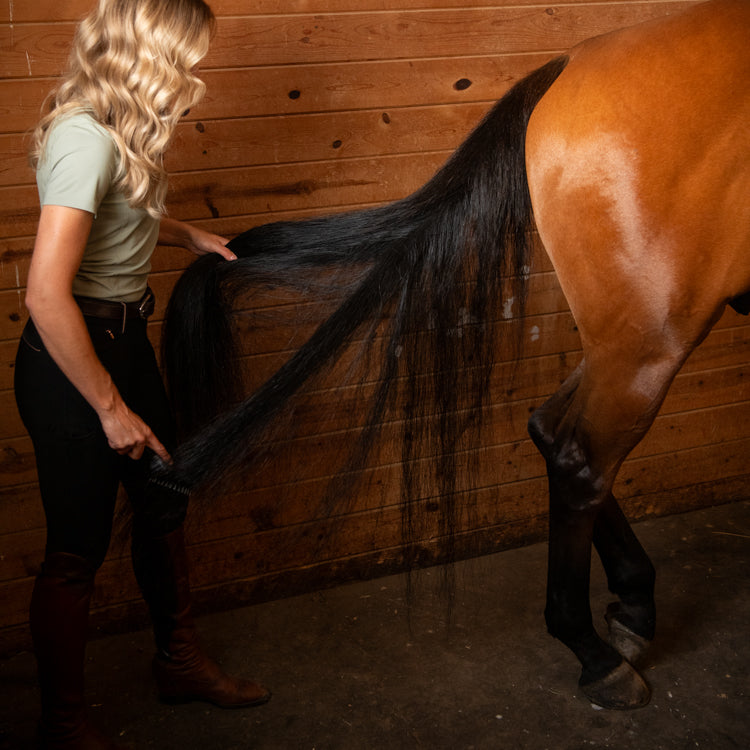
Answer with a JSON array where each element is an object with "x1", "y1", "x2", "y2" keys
[{"x1": 75, "y1": 287, "x2": 155, "y2": 333}]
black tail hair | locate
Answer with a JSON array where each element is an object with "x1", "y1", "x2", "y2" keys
[{"x1": 161, "y1": 56, "x2": 568, "y2": 564}]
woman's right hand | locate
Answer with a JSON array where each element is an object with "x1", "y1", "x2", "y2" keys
[{"x1": 97, "y1": 396, "x2": 171, "y2": 462}]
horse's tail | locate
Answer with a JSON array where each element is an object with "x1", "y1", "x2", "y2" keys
[{"x1": 162, "y1": 57, "x2": 568, "y2": 547}]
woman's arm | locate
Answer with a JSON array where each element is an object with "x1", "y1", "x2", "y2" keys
[
  {"x1": 158, "y1": 216, "x2": 236, "y2": 260},
  {"x1": 25, "y1": 204, "x2": 170, "y2": 462}
]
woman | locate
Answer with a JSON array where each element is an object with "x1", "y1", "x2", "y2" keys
[{"x1": 14, "y1": 1, "x2": 269, "y2": 748}]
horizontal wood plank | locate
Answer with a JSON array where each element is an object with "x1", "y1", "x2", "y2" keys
[
  {"x1": 0, "y1": 150, "x2": 451, "y2": 238},
  {"x1": 1, "y1": 102, "x2": 490, "y2": 187},
  {"x1": 0, "y1": 54, "x2": 564, "y2": 136},
  {"x1": 4, "y1": 0, "x2": 694, "y2": 24}
]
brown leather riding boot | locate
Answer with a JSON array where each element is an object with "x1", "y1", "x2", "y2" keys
[
  {"x1": 30, "y1": 553, "x2": 125, "y2": 750},
  {"x1": 131, "y1": 527, "x2": 270, "y2": 708}
]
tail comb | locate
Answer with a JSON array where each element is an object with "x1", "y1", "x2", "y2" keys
[{"x1": 146, "y1": 453, "x2": 192, "y2": 499}]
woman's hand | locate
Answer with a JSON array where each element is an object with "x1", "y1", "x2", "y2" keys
[
  {"x1": 97, "y1": 397, "x2": 171, "y2": 462},
  {"x1": 158, "y1": 216, "x2": 236, "y2": 260},
  {"x1": 187, "y1": 225, "x2": 237, "y2": 260}
]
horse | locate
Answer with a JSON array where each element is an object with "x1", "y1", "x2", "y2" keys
[{"x1": 159, "y1": 0, "x2": 750, "y2": 711}]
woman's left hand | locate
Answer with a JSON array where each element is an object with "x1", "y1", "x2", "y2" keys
[
  {"x1": 187, "y1": 225, "x2": 237, "y2": 261},
  {"x1": 158, "y1": 217, "x2": 236, "y2": 261}
]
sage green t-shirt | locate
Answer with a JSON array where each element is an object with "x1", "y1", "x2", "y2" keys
[{"x1": 36, "y1": 111, "x2": 159, "y2": 303}]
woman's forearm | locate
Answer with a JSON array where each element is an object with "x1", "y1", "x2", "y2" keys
[
  {"x1": 26, "y1": 291, "x2": 118, "y2": 416},
  {"x1": 158, "y1": 216, "x2": 193, "y2": 248}
]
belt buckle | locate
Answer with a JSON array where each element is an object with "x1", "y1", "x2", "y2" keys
[{"x1": 138, "y1": 287, "x2": 155, "y2": 320}]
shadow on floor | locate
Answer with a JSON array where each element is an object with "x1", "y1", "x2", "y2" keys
[{"x1": 1, "y1": 501, "x2": 748, "y2": 750}]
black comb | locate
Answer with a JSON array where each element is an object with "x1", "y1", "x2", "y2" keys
[{"x1": 146, "y1": 452, "x2": 192, "y2": 499}]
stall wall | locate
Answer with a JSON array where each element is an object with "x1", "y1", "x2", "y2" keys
[{"x1": 3, "y1": 0, "x2": 747, "y2": 654}]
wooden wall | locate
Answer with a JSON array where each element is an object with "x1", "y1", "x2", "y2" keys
[{"x1": 3, "y1": 0, "x2": 748, "y2": 655}]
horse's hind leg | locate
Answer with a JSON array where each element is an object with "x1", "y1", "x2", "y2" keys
[
  {"x1": 530, "y1": 373, "x2": 656, "y2": 663},
  {"x1": 528, "y1": 345, "x2": 692, "y2": 709}
]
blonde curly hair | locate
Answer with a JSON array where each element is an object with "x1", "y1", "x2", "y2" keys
[{"x1": 30, "y1": 0, "x2": 215, "y2": 218}]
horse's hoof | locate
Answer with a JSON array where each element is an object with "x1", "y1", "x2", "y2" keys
[
  {"x1": 605, "y1": 606, "x2": 652, "y2": 665},
  {"x1": 580, "y1": 661, "x2": 651, "y2": 710}
]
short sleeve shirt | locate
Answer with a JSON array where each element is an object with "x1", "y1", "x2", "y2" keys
[{"x1": 36, "y1": 112, "x2": 159, "y2": 302}]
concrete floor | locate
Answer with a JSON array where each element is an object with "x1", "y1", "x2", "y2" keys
[{"x1": 1, "y1": 500, "x2": 748, "y2": 750}]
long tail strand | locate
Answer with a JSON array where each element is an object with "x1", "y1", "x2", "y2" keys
[{"x1": 161, "y1": 56, "x2": 569, "y2": 569}]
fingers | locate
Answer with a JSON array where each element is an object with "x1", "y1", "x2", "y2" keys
[
  {"x1": 209, "y1": 242, "x2": 236, "y2": 262},
  {"x1": 213, "y1": 238, "x2": 237, "y2": 262},
  {"x1": 146, "y1": 433, "x2": 172, "y2": 464},
  {"x1": 113, "y1": 430, "x2": 170, "y2": 463},
  {"x1": 191, "y1": 227, "x2": 236, "y2": 261},
  {"x1": 101, "y1": 405, "x2": 171, "y2": 463}
]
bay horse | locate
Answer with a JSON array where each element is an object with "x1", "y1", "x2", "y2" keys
[{"x1": 160, "y1": 0, "x2": 750, "y2": 710}]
